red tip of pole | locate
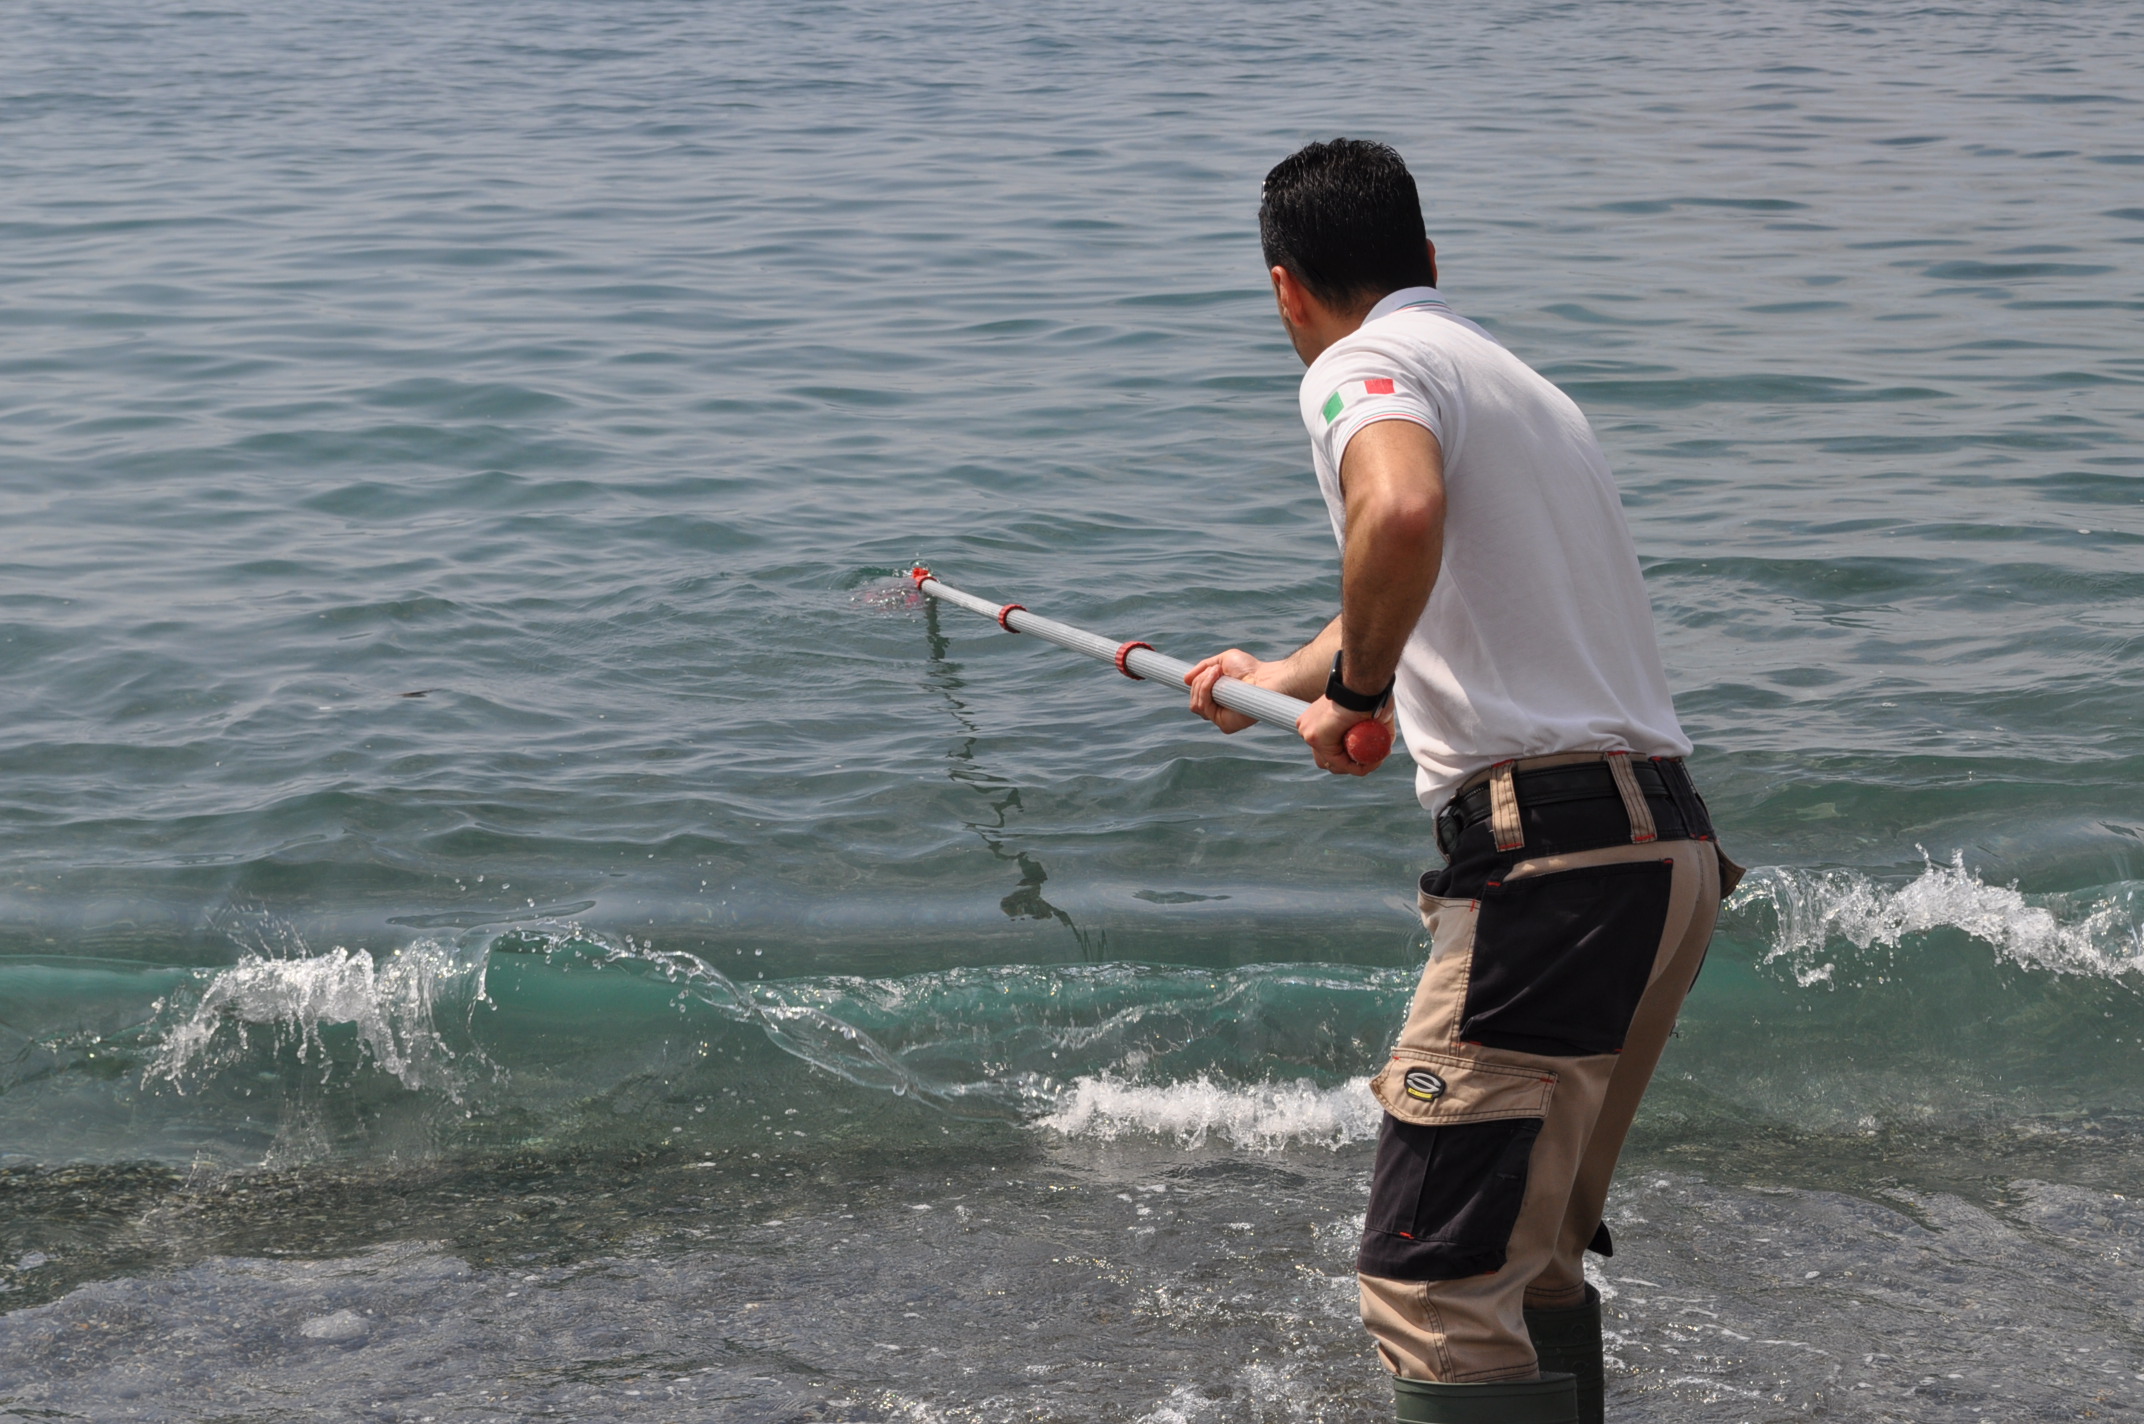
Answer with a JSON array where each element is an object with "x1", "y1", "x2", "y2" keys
[
  {"x1": 909, "y1": 566, "x2": 932, "y2": 588},
  {"x1": 1345, "y1": 719, "x2": 1394, "y2": 768}
]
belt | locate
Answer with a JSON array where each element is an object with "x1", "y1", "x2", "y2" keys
[{"x1": 1434, "y1": 755, "x2": 1712, "y2": 858}]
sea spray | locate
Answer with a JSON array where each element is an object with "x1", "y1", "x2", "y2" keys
[
  {"x1": 1733, "y1": 850, "x2": 2144, "y2": 988},
  {"x1": 1040, "y1": 1073, "x2": 1380, "y2": 1151},
  {"x1": 146, "y1": 941, "x2": 490, "y2": 1098}
]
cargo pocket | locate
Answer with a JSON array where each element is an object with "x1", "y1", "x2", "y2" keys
[
  {"x1": 1461, "y1": 859, "x2": 1674, "y2": 1057},
  {"x1": 1357, "y1": 1051, "x2": 1555, "y2": 1281}
]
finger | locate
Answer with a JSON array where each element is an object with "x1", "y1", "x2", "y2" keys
[
  {"x1": 1190, "y1": 664, "x2": 1257, "y2": 734},
  {"x1": 1186, "y1": 664, "x2": 1224, "y2": 720}
]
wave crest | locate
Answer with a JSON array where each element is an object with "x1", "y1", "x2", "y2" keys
[
  {"x1": 1733, "y1": 850, "x2": 2143, "y2": 987},
  {"x1": 107, "y1": 850, "x2": 2142, "y2": 1165},
  {"x1": 1040, "y1": 1073, "x2": 1379, "y2": 1151},
  {"x1": 146, "y1": 943, "x2": 488, "y2": 1097}
]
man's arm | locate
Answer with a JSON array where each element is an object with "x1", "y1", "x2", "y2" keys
[
  {"x1": 1303, "y1": 417, "x2": 1444, "y2": 772},
  {"x1": 1187, "y1": 418, "x2": 1444, "y2": 774}
]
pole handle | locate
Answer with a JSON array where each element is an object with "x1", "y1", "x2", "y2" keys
[{"x1": 1344, "y1": 719, "x2": 1394, "y2": 768}]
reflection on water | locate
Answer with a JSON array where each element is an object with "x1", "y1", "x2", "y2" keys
[{"x1": 922, "y1": 596, "x2": 1109, "y2": 962}]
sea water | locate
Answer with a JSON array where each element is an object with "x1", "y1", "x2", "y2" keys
[{"x1": 2, "y1": 0, "x2": 2141, "y2": 1418}]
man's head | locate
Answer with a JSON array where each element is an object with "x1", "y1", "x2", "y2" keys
[{"x1": 1260, "y1": 139, "x2": 1437, "y2": 363}]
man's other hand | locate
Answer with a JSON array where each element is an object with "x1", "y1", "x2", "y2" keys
[
  {"x1": 1297, "y1": 696, "x2": 1395, "y2": 776},
  {"x1": 1185, "y1": 649, "x2": 1280, "y2": 734}
]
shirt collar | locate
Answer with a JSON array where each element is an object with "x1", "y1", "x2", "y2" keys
[{"x1": 1363, "y1": 285, "x2": 1449, "y2": 324}]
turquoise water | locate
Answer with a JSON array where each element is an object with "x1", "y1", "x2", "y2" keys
[{"x1": 3, "y1": 0, "x2": 2143, "y2": 1418}]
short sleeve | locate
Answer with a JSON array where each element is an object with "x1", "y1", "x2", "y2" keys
[{"x1": 1306, "y1": 342, "x2": 1445, "y2": 475}]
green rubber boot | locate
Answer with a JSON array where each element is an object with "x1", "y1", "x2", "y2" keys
[
  {"x1": 1524, "y1": 1286, "x2": 1605, "y2": 1424},
  {"x1": 1392, "y1": 1371, "x2": 1578, "y2": 1424}
]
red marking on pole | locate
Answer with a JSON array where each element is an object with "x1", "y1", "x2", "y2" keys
[
  {"x1": 909, "y1": 566, "x2": 932, "y2": 588},
  {"x1": 1114, "y1": 641, "x2": 1154, "y2": 679},
  {"x1": 996, "y1": 603, "x2": 1025, "y2": 630}
]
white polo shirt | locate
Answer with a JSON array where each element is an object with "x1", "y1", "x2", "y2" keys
[{"x1": 1300, "y1": 286, "x2": 1691, "y2": 813}]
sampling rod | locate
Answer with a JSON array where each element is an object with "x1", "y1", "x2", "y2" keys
[{"x1": 908, "y1": 567, "x2": 1392, "y2": 767}]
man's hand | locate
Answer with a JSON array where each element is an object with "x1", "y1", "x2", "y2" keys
[
  {"x1": 1298, "y1": 695, "x2": 1397, "y2": 776},
  {"x1": 1185, "y1": 649, "x2": 1282, "y2": 734}
]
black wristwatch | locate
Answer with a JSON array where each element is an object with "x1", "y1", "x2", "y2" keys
[{"x1": 1324, "y1": 650, "x2": 1394, "y2": 714}]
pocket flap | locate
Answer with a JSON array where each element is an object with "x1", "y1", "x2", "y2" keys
[
  {"x1": 1370, "y1": 1049, "x2": 1556, "y2": 1127},
  {"x1": 1715, "y1": 842, "x2": 1748, "y2": 899}
]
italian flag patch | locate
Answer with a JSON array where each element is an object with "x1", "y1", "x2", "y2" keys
[{"x1": 1321, "y1": 377, "x2": 1397, "y2": 424}]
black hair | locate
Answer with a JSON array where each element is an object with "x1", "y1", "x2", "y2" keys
[{"x1": 1259, "y1": 138, "x2": 1435, "y2": 309}]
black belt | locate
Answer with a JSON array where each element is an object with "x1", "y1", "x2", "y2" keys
[{"x1": 1434, "y1": 756, "x2": 1712, "y2": 858}]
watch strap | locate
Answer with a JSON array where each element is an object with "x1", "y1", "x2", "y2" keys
[{"x1": 1325, "y1": 650, "x2": 1394, "y2": 714}]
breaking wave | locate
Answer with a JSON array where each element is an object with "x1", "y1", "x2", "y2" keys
[
  {"x1": 6, "y1": 849, "x2": 2137, "y2": 1168},
  {"x1": 137, "y1": 928, "x2": 1044, "y2": 1121},
  {"x1": 148, "y1": 943, "x2": 492, "y2": 1098},
  {"x1": 1039, "y1": 1074, "x2": 1379, "y2": 1151},
  {"x1": 1732, "y1": 850, "x2": 2144, "y2": 988}
]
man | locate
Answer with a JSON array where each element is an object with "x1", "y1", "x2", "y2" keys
[{"x1": 1185, "y1": 139, "x2": 1739, "y2": 1424}]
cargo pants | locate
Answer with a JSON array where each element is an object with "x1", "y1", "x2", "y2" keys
[{"x1": 1357, "y1": 751, "x2": 1737, "y2": 1382}]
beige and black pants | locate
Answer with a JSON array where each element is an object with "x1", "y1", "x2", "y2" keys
[{"x1": 1357, "y1": 751, "x2": 1736, "y2": 1383}]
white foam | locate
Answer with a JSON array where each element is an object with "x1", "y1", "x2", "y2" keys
[
  {"x1": 1739, "y1": 851, "x2": 2144, "y2": 984},
  {"x1": 147, "y1": 943, "x2": 483, "y2": 1096},
  {"x1": 1133, "y1": 1386, "x2": 1219, "y2": 1424},
  {"x1": 298, "y1": 1309, "x2": 367, "y2": 1341},
  {"x1": 1039, "y1": 1073, "x2": 1379, "y2": 1151}
]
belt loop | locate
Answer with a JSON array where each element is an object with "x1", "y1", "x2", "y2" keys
[
  {"x1": 1488, "y1": 761, "x2": 1525, "y2": 852},
  {"x1": 1657, "y1": 756, "x2": 1710, "y2": 840},
  {"x1": 1607, "y1": 751, "x2": 1657, "y2": 844}
]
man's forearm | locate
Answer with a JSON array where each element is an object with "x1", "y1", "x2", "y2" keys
[
  {"x1": 1268, "y1": 615, "x2": 1344, "y2": 700},
  {"x1": 1339, "y1": 506, "x2": 1440, "y2": 692},
  {"x1": 1336, "y1": 421, "x2": 1446, "y2": 694}
]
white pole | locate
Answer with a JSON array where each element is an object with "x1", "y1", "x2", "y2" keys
[{"x1": 909, "y1": 567, "x2": 1392, "y2": 765}]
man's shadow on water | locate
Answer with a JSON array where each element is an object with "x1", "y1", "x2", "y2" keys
[{"x1": 922, "y1": 597, "x2": 1107, "y2": 963}]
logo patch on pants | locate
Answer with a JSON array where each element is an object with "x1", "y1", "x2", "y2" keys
[{"x1": 1402, "y1": 1067, "x2": 1447, "y2": 1103}]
